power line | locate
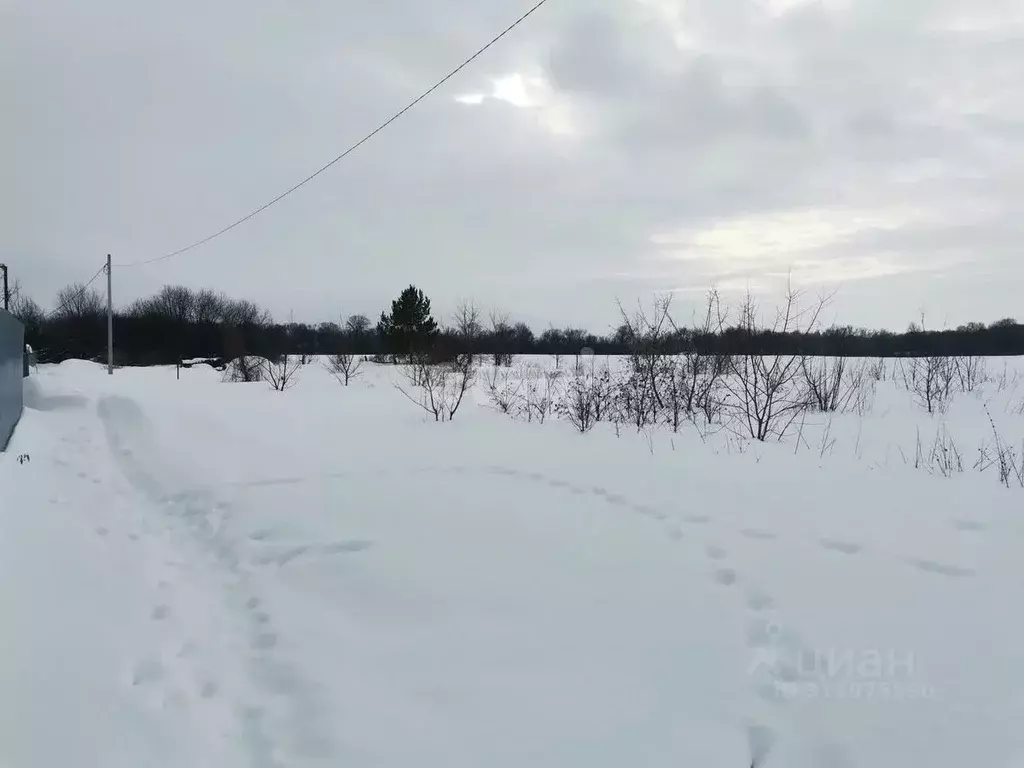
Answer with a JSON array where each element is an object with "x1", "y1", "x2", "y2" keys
[{"x1": 117, "y1": 0, "x2": 552, "y2": 269}]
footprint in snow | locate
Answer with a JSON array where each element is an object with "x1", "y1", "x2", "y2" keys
[
  {"x1": 151, "y1": 605, "x2": 169, "y2": 621},
  {"x1": 741, "y1": 528, "x2": 777, "y2": 541},
  {"x1": 818, "y1": 538, "x2": 864, "y2": 555},
  {"x1": 745, "y1": 589, "x2": 774, "y2": 612},
  {"x1": 320, "y1": 540, "x2": 372, "y2": 555},
  {"x1": 631, "y1": 503, "x2": 664, "y2": 520},
  {"x1": 683, "y1": 514, "x2": 711, "y2": 525},
  {"x1": 705, "y1": 545, "x2": 728, "y2": 561},
  {"x1": 951, "y1": 519, "x2": 987, "y2": 532},
  {"x1": 907, "y1": 558, "x2": 975, "y2": 578},
  {"x1": 131, "y1": 658, "x2": 165, "y2": 686},
  {"x1": 714, "y1": 568, "x2": 738, "y2": 586},
  {"x1": 252, "y1": 632, "x2": 278, "y2": 651}
]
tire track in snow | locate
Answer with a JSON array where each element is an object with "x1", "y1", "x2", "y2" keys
[{"x1": 97, "y1": 395, "x2": 335, "y2": 767}]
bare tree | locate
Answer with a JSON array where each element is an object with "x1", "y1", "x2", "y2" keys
[
  {"x1": 345, "y1": 314, "x2": 371, "y2": 336},
  {"x1": 222, "y1": 299, "x2": 272, "y2": 327},
  {"x1": 264, "y1": 355, "x2": 301, "y2": 391},
  {"x1": 193, "y1": 288, "x2": 227, "y2": 324},
  {"x1": 53, "y1": 282, "x2": 104, "y2": 320},
  {"x1": 489, "y1": 310, "x2": 514, "y2": 367},
  {"x1": 8, "y1": 281, "x2": 45, "y2": 332},
  {"x1": 324, "y1": 353, "x2": 363, "y2": 386},
  {"x1": 452, "y1": 301, "x2": 483, "y2": 362},
  {"x1": 724, "y1": 285, "x2": 829, "y2": 441},
  {"x1": 398, "y1": 354, "x2": 478, "y2": 422}
]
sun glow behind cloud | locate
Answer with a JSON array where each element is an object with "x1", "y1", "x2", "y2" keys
[{"x1": 454, "y1": 72, "x2": 578, "y2": 136}]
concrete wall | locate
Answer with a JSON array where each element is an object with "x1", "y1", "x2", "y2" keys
[{"x1": 0, "y1": 309, "x2": 25, "y2": 450}]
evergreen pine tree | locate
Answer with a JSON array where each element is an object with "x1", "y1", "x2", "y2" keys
[{"x1": 377, "y1": 285, "x2": 438, "y2": 362}]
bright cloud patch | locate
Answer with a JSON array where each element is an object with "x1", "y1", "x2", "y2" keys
[{"x1": 455, "y1": 72, "x2": 577, "y2": 136}]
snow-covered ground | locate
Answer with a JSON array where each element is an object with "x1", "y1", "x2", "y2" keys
[{"x1": 2, "y1": 357, "x2": 1023, "y2": 767}]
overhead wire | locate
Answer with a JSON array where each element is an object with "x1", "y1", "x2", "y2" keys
[
  {"x1": 49, "y1": 262, "x2": 107, "y2": 318},
  {"x1": 115, "y1": 0, "x2": 553, "y2": 269}
]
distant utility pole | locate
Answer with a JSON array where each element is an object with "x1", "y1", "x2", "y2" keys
[
  {"x1": 0, "y1": 263, "x2": 8, "y2": 312},
  {"x1": 106, "y1": 254, "x2": 113, "y2": 375}
]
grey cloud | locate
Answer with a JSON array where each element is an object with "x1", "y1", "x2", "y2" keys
[{"x1": 3, "y1": 0, "x2": 1022, "y2": 333}]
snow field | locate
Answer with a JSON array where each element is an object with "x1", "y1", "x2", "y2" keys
[{"x1": 2, "y1": 357, "x2": 1022, "y2": 767}]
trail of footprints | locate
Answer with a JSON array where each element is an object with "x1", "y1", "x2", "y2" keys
[
  {"x1": 463, "y1": 462, "x2": 985, "y2": 765},
  {"x1": 464, "y1": 463, "x2": 981, "y2": 581},
  {"x1": 77, "y1": 453, "x2": 988, "y2": 766}
]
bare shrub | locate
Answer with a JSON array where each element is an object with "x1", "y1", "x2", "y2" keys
[
  {"x1": 324, "y1": 353, "x2": 363, "y2": 386},
  {"x1": 867, "y1": 357, "x2": 886, "y2": 382},
  {"x1": 801, "y1": 357, "x2": 847, "y2": 412},
  {"x1": 615, "y1": 295, "x2": 677, "y2": 429},
  {"x1": 977, "y1": 407, "x2": 1024, "y2": 488},
  {"x1": 954, "y1": 356, "x2": 987, "y2": 393},
  {"x1": 522, "y1": 365, "x2": 562, "y2": 424},
  {"x1": 264, "y1": 354, "x2": 301, "y2": 392},
  {"x1": 801, "y1": 357, "x2": 873, "y2": 414},
  {"x1": 613, "y1": 365, "x2": 660, "y2": 430},
  {"x1": 914, "y1": 424, "x2": 964, "y2": 478},
  {"x1": 484, "y1": 365, "x2": 522, "y2": 414},
  {"x1": 660, "y1": 357, "x2": 689, "y2": 433},
  {"x1": 223, "y1": 355, "x2": 264, "y2": 383},
  {"x1": 398, "y1": 354, "x2": 478, "y2": 422},
  {"x1": 556, "y1": 360, "x2": 604, "y2": 433},
  {"x1": 992, "y1": 362, "x2": 1011, "y2": 393},
  {"x1": 676, "y1": 288, "x2": 730, "y2": 425},
  {"x1": 898, "y1": 355, "x2": 954, "y2": 414},
  {"x1": 723, "y1": 285, "x2": 828, "y2": 441}
]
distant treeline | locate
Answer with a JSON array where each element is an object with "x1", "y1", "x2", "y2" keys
[{"x1": 10, "y1": 282, "x2": 1024, "y2": 366}]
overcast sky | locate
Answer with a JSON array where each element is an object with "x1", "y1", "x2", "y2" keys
[{"x1": 5, "y1": 0, "x2": 1023, "y2": 333}]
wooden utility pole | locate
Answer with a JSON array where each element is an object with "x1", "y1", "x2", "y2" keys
[
  {"x1": 106, "y1": 254, "x2": 113, "y2": 375},
  {"x1": 0, "y1": 263, "x2": 8, "y2": 312}
]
